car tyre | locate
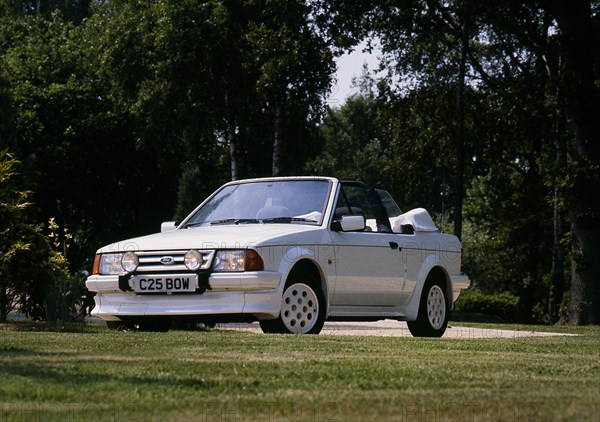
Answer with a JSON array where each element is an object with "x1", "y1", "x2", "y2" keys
[
  {"x1": 407, "y1": 277, "x2": 448, "y2": 337},
  {"x1": 260, "y1": 274, "x2": 326, "y2": 335}
]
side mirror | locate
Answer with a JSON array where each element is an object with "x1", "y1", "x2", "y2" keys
[
  {"x1": 333, "y1": 215, "x2": 366, "y2": 232},
  {"x1": 161, "y1": 221, "x2": 178, "y2": 232}
]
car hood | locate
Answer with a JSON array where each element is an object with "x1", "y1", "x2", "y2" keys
[{"x1": 97, "y1": 224, "x2": 323, "y2": 253}]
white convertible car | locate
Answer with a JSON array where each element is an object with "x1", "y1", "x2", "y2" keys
[{"x1": 87, "y1": 177, "x2": 470, "y2": 336}]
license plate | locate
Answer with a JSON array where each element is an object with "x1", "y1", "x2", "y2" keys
[{"x1": 132, "y1": 275, "x2": 197, "y2": 293}]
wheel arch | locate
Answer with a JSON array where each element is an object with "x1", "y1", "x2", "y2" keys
[
  {"x1": 407, "y1": 266, "x2": 451, "y2": 337},
  {"x1": 286, "y1": 258, "x2": 329, "y2": 314},
  {"x1": 426, "y1": 266, "x2": 452, "y2": 308},
  {"x1": 407, "y1": 259, "x2": 453, "y2": 320}
]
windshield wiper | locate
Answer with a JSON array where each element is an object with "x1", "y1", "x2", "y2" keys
[
  {"x1": 187, "y1": 217, "x2": 315, "y2": 227},
  {"x1": 210, "y1": 218, "x2": 260, "y2": 226},
  {"x1": 181, "y1": 221, "x2": 206, "y2": 229},
  {"x1": 261, "y1": 217, "x2": 317, "y2": 224}
]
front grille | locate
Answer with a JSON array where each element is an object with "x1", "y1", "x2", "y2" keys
[{"x1": 135, "y1": 250, "x2": 215, "y2": 273}]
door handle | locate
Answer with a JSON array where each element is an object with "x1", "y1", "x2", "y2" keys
[{"x1": 389, "y1": 241, "x2": 399, "y2": 250}]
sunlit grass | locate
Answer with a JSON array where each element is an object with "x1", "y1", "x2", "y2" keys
[{"x1": 1, "y1": 322, "x2": 598, "y2": 421}]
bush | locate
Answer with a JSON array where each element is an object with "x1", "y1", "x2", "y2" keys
[
  {"x1": 45, "y1": 275, "x2": 87, "y2": 324},
  {"x1": 453, "y1": 290, "x2": 519, "y2": 323},
  {"x1": 43, "y1": 218, "x2": 87, "y2": 324},
  {"x1": 0, "y1": 150, "x2": 56, "y2": 322}
]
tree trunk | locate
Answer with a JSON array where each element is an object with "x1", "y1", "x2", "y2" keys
[
  {"x1": 567, "y1": 217, "x2": 600, "y2": 324},
  {"x1": 224, "y1": 91, "x2": 239, "y2": 181},
  {"x1": 548, "y1": 13, "x2": 567, "y2": 324},
  {"x1": 272, "y1": 100, "x2": 284, "y2": 177},
  {"x1": 549, "y1": 112, "x2": 567, "y2": 324},
  {"x1": 549, "y1": 185, "x2": 566, "y2": 323},
  {"x1": 550, "y1": 0, "x2": 600, "y2": 324},
  {"x1": 453, "y1": 32, "x2": 467, "y2": 240},
  {"x1": 0, "y1": 282, "x2": 7, "y2": 322},
  {"x1": 228, "y1": 123, "x2": 239, "y2": 181}
]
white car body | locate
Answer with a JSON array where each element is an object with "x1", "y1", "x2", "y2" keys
[{"x1": 86, "y1": 176, "x2": 469, "y2": 336}]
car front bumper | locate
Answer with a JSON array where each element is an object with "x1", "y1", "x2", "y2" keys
[{"x1": 86, "y1": 272, "x2": 281, "y2": 321}]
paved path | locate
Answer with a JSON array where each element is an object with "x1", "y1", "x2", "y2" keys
[
  {"x1": 5, "y1": 311, "x2": 579, "y2": 337},
  {"x1": 217, "y1": 320, "x2": 578, "y2": 338}
]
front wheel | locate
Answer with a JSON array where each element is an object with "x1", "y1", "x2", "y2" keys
[
  {"x1": 407, "y1": 278, "x2": 448, "y2": 337},
  {"x1": 260, "y1": 277, "x2": 326, "y2": 334}
]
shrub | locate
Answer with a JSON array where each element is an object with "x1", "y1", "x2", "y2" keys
[
  {"x1": 44, "y1": 218, "x2": 86, "y2": 324},
  {"x1": 453, "y1": 290, "x2": 519, "y2": 323}
]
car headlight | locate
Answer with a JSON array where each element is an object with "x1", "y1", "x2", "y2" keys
[
  {"x1": 184, "y1": 249, "x2": 204, "y2": 270},
  {"x1": 213, "y1": 250, "x2": 264, "y2": 272},
  {"x1": 121, "y1": 251, "x2": 139, "y2": 273},
  {"x1": 95, "y1": 253, "x2": 124, "y2": 275}
]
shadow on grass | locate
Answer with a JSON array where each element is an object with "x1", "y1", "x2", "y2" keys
[
  {"x1": 0, "y1": 352, "x2": 261, "y2": 396},
  {"x1": 0, "y1": 319, "x2": 102, "y2": 333}
]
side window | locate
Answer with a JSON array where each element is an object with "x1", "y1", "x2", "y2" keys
[
  {"x1": 334, "y1": 183, "x2": 391, "y2": 233},
  {"x1": 376, "y1": 189, "x2": 402, "y2": 217}
]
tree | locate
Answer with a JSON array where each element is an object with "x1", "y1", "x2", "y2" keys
[
  {"x1": 315, "y1": 1, "x2": 574, "y2": 322},
  {"x1": 307, "y1": 76, "x2": 386, "y2": 186},
  {"x1": 446, "y1": 0, "x2": 600, "y2": 324},
  {"x1": 0, "y1": 0, "x2": 91, "y2": 22},
  {"x1": 1, "y1": 12, "x2": 148, "y2": 269},
  {"x1": 0, "y1": 150, "x2": 55, "y2": 321},
  {"x1": 308, "y1": 70, "x2": 469, "y2": 215},
  {"x1": 246, "y1": 1, "x2": 335, "y2": 176},
  {"x1": 547, "y1": 0, "x2": 600, "y2": 324},
  {"x1": 0, "y1": 76, "x2": 13, "y2": 146},
  {"x1": 316, "y1": 0, "x2": 483, "y2": 238},
  {"x1": 93, "y1": 0, "x2": 333, "y2": 183}
]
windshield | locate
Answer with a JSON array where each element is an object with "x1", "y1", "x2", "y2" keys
[{"x1": 183, "y1": 180, "x2": 331, "y2": 227}]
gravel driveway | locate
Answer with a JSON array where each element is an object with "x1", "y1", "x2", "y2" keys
[{"x1": 218, "y1": 320, "x2": 577, "y2": 338}]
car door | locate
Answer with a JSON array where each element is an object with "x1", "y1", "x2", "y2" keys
[
  {"x1": 329, "y1": 182, "x2": 407, "y2": 307},
  {"x1": 330, "y1": 231, "x2": 408, "y2": 306}
]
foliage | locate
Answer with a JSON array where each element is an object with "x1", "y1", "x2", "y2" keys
[
  {"x1": 462, "y1": 163, "x2": 553, "y2": 321},
  {"x1": 0, "y1": 0, "x2": 92, "y2": 22},
  {"x1": 173, "y1": 163, "x2": 225, "y2": 221},
  {"x1": 43, "y1": 217, "x2": 87, "y2": 324},
  {"x1": 0, "y1": 151, "x2": 67, "y2": 322},
  {"x1": 1, "y1": 1, "x2": 599, "y2": 324},
  {"x1": 307, "y1": 80, "x2": 386, "y2": 186},
  {"x1": 1, "y1": 149, "x2": 38, "y2": 321},
  {"x1": 0, "y1": 1, "x2": 335, "y2": 320},
  {"x1": 309, "y1": 71, "x2": 479, "y2": 213},
  {"x1": 311, "y1": 1, "x2": 600, "y2": 324},
  {"x1": 453, "y1": 290, "x2": 519, "y2": 322},
  {"x1": 0, "y1": 12, "x2": 153, "y2": 270}
]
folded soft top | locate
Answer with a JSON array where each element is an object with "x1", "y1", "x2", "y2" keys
[{"x1": 392, "y1": 208, "x2": 438, "y2": 232}]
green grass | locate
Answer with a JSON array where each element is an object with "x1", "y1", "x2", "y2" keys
[{"x1": 1, "y1": 322, "x2": 599, "y2": 421}]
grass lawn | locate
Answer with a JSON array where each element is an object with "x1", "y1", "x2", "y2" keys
[{"x1": 1, "y1": 321, "x2": 598, "y2": 421}]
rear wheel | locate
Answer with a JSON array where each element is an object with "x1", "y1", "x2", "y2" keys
[
  {"x1": 260, "y1": 275, "x2": 325, "y2": 334},
  {"x1": 407, "y1": 277, "x2": 448, "y2": 337}
]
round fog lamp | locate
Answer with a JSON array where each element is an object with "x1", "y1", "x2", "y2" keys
[
  {"x1": 185, "y1": 250, "x2": 203, "y2": 270},
  {"x1": 121, "y1": 251, "x2": 139, "y2": 273}
]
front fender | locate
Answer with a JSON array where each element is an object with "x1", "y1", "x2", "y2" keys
[{"x1": 277, "y1": 245, "x2": 332, "y2": 314}]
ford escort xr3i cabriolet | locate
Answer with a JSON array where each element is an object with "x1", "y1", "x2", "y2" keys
[{"x1": 86, "y1": 177, "x2": 470, "y2": 336}]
